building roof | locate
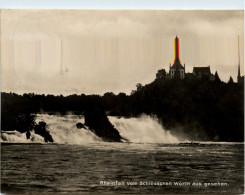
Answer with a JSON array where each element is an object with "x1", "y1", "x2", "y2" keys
[
  {"x1": 193, "y1": 67, "x2": 211, "y2": 75},
  {"x1": 170, "y1": 58, "x2": 184, "y2": 70}
]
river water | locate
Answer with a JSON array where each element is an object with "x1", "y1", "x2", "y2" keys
[
  {"x1": 1, "y1": 114, "x2": 244, "y2": 194},
  {"x1": 1, "y1": 143, "x2": 244, "y2": 194}
]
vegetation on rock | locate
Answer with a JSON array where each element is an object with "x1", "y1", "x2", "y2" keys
[{"x1": 1, "y1": 77, "x2": 244, "y2": 142}]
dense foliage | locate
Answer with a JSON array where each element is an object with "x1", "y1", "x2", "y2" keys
[{"x1": 1, "y1": 77, "x2": 244, "y2": 141}]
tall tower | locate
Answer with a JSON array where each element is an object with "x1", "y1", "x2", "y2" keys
[
  {"x1": 170, "y1": 36, "x2": 185, "y2": 79},
  {"x1": 174, "y1": 36, "x2": 181, "y2": 64},
  {"x1": 237, "y1": 36, "x2": 241, "y2": 83}
]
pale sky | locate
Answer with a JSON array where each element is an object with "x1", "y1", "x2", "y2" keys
[{"x1": 1, "y1": 9, "x2": 244, "y2": 95}]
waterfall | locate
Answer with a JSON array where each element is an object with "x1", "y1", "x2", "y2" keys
[{"x1": 1, "y1": 114, "x2": 179, "y2": 144}]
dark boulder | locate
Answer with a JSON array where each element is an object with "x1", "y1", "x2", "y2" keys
[
  {"x1": 76, "y1": 122, "x2": 86, "y2": 129},
  {"x1": 26, "y1": 130, "x2": 31, "y2": 139},
  {"x1": 84, "y1": 105, "x2": 123, "y2": 142},
  {"x1": 34, "y1": 121, "x2": 53, "y2": 143}
]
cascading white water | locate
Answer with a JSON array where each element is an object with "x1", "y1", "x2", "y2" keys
[
  {"x1": 1, "y1": 114, "x2": 179, "y2": 144},
  {"x1": 1, "y1": 130, "x2": 45, "y2": 143},
  {"x1": 35, "y1": 114, "x2": 102, "y2": 144},
  {"x1": 109, "y1": 115, "x2": 179, "y2": 143},
  {"x1": 1, "y1": 114, "x2": 102, "y2": 144}
]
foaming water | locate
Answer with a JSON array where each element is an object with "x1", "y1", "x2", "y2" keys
[
  {"x1": 1, "y1": 130, "x2": 45, "y2": 143},
  {"x1": 35, "y1": 114, "x2": 102, "y2": 144},
  {"x1": 1, "y1": 114, "x2": 179, "y2": 144},
  {"x1": 109, "y1": 115, "x2": 179, "y2": 143},
  {"x1": 1, "y1": 114, "x2": 102, "y2": 144}
]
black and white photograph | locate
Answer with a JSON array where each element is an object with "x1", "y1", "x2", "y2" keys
[{"x1": 1, "y1": 2, "x2": 244, "y2": 194}]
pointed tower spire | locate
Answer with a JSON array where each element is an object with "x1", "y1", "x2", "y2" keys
[
  {"x1": 174, "y1": 36, "x2": 180, "y2": 62},
  {"x1": 173, "y1": 35, "x2": 182, "y2": 66},
  {"x1": 237, "y1": 36, "x2": 241, "y2": 82}
]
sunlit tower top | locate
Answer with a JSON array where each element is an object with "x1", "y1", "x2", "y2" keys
[
  {"x1": 174, "y1": 36, "x2": 181, "y2": 64},
  {"x1": 169, "y1": 36, "x2": 185, "y2": 79}
]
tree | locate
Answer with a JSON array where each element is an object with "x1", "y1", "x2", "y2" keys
[
  {"x1": 103, "y1": 92, "x2": 115, "y2": 97},
  {"x1": 156, "y1": 69, "x2": 166, "y2": 80},
  {"x1": 215, "y1": 71, "x2": 221, "y2": 82},
  {"x1": 130, "y1": 90, "x2": 136, "y2": 95},
  {"x1": 228, "y1": 76, "x2": 234, "y2": 84},
  {"x1": 15, "y1": 113, "x2": 36, "y2": 133},
  {"x1": 103, "y1": 92, "x2": 116, "y2": 110},
  {"x1": 136, "y1": 83, "x2": 143, "y2": 91},
  {"x1": 118, "y1": 92, "x2": 127, "y2": 98}
]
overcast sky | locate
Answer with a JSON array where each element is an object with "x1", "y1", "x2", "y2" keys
[{"x1": 1, "y1": 9, "x2": 244, "y2": 95}]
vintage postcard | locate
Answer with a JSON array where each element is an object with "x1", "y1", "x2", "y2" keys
[{"x1": 1, "y1": 8, "x2": 244, "y2": 194}]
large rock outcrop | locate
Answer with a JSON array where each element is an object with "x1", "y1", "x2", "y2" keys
[
  {"x1": 84, "y1": 105, "x2": 123, "y2": 142},
  {"x1": 34, "y1": 121, "x2": 53, "y2": 143},
  {"x1": 76, "y1": 122, "x2": 86, "y2": 129}
]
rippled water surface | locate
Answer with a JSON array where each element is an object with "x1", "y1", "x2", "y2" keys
[{"x1": 1, "y1": 143, "x2": 244, "y2": 194}]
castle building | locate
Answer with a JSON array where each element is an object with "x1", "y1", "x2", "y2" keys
[
  {"x1": 156, "y1": 36, "x2": 216, "y2": 81},
  {"x1": 169, "y1": 36, "x2": 185, "y2": 79},
  {"x1": 193, "y1": 66, "x2": 215, "y2": 81}
]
